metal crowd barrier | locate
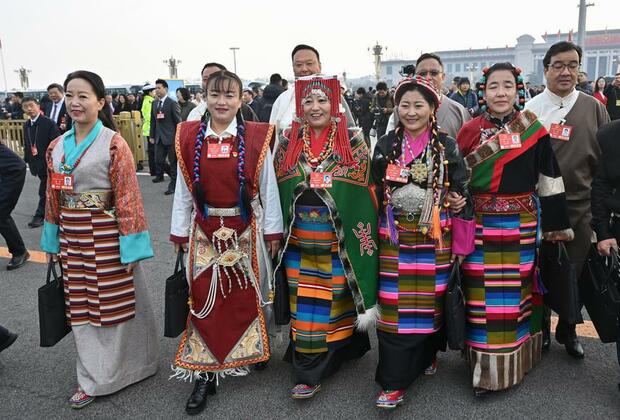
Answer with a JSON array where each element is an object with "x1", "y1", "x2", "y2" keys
[{"x1": 0, "y1": 111, "x2": 147, "y2": 167}]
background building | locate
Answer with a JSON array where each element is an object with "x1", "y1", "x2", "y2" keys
[{"x1": 380, "y1": 28, "x2": 620, "y2": 87}]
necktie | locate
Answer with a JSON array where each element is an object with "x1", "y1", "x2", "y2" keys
[{"x1": 52, "y1": 103, "x2": 58, "y2": 122}]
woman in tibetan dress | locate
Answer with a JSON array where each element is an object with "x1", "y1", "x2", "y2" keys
[
  {"x1": 455, "y1": 62, "x2": 572, "y2": 395},
  {"x1": 169, "y1": 71, "x2": 283, "y2": 415},
  {"x1": 40, "y1": 71, "x2": 158, "y2": 409},
  {"x1": 372, "y1": 76, "x2": 475, "y2": 409},
  {"x1": 274, "y1": 75, "x2": 379, "y2": 399}
]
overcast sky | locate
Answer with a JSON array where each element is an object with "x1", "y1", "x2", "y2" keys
[{"x1": 1, "y1": 0, "x2": 617, "y2": 90}]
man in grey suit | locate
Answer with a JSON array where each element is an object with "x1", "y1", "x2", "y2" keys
[{"x1": 150, "y1": 79, "x2": 181, "y2": 195}]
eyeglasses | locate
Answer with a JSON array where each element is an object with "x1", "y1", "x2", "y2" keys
[
  {"x1": 547, "y1": 61, "x2": 580, "y2": 71},
  {"x1": 416, "y1": 70, "x2": 442, "y2": 77}
]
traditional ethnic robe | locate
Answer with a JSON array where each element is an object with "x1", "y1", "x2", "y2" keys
[
  {"x1": 525, "y1": 90, "x2": 610, "y2": 282},
  {"x1": 170, "y1": 119, "x2": 283, "y2": 379},
  {"x1": 274, "y1": 128, "x2": 379, "y2": 385},
  {"x1": 372, "y1": 130, "x2": 474, "y2": 390},
  {"x1": 40, "y1": 120, "x2": 158, "y2": 396},
  {"x1": 456, "y1": 110, "x2": 570, "y2": 391}
]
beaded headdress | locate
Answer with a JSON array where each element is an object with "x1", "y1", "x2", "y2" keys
[
  {"x1": 476, "y1": 64, "x2": 526, "y2": 112},
  {"x1": 281, "y1": 75, "x2": 353, "y2": 172}
]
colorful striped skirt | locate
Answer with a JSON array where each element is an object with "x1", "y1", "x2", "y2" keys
[
  {"x1": 377, "y1": 211, "x2": 452, "y2": 334},
  {"x1": 461, "y1": 193, "x2": 542, "y2": 391},
  {"x1": 59, "y1": 207, "x2": 135, "y2": 327},
  {"x1": 285, "y1": 205, "x2": 356, "y2": 354}
]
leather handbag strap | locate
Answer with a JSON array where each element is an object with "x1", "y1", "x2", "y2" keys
[
  {"x1": 46, "y1": 260, "x2": 61, "y2": 287},
  {"x1": 174, "y1": 249, "x2": 185, "y2": 274}
]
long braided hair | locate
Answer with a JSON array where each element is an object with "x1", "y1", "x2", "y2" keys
[{"x1": 192, "y1": 71, "x2": 249, "y2": 223}]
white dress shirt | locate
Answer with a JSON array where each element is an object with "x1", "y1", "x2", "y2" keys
[
  {"x1": 50, "y1": 98, "x2": 65, "y2": 123},
  {"x1": 170, "y1": 118, "x2": 283, "y2": 240},
  {"x1": 524, "y1": 88, "x2": 580, "y2": 130}
]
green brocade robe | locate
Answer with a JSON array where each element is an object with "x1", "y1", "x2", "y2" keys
[{"x1": 274, "y1": 129, "x2": 379, "y2": 319}]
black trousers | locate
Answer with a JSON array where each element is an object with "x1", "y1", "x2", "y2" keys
[
  {"x1": 34, "y1": 172, "x2": 46, "y2": 218},
  {"x1": 154, "y1": 142, "x2": 177, "y2": 188},
  {"x1": 147, "y1": 139, "x2": 156, "y2": 175},
  {"x1": 0, "y1": 158, "x2": 26, "y2": 257}
]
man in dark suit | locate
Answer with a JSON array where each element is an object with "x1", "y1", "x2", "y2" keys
[
  {"x1": 22, "y1": 97, "x2": 60, "y2": 227},
  {"x1": 0, "y1": 142, "x2": 29, "y2": 270},
  {"x1": 150, "y1": 79, "x2": 181, "y2": 195},
  {"x1": 44, "y1": 83, "x2": 72, "y2": 133}
]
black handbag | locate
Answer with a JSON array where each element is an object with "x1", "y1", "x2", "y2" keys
[
  {"x1": 273, "y1": 262, "x2": 290, "y2": 326},
  {"x1": 38, "y1": 260, "x2": 71, "y2": 347},
  {"x1": 539, "y1": 241, "x2": 583, "y2": 325},
  {"x1": 444, "y1": 260, "x2": 466, "y2": 351},
  {"x1": 164, "y1": 250, "x2": 189, "y2": 338},
  {"x1": 582, "y1": 245, "x2": 620, "y2": 343}
]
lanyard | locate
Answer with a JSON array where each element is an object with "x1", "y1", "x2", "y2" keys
[
  {"x1": 60, "y1": 120, "x2": 103, "y2": 174},
  {"x1": 27, "y1": 123, "x2": 39, "y2": 149}
]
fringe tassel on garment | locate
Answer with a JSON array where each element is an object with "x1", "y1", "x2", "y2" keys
[{"x1": 169, "y1": 365, "x2": 250, "y2": 384}]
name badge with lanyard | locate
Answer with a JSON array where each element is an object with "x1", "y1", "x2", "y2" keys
[
  {"x1": 310, "y1": 165, "x2": 333, "y2": 189},
  {"x1": 52, "y1": 131, "x2": 99, "y2": 191},
  {"x1": 549, "y1": 118, "x2": 573, "y2": 142}
]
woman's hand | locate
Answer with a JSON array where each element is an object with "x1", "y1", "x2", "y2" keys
[
  {"x1": 267, "y1": 240, "x2": 281, "y2": 259},
  {"x1": 543, "y1": 229, "x2": 574, "y2": 243},
  {"x1": 597, "y1": 238, "x2": 618, "y2": 257},
  {"x1": 125, "y1": 262, "x2": 137, "y2": 273},
  {"x1": 446, "y1": 192, "x2": 466, "y2": 213},
  {"x1": 174, "y1": 243, "x2": 188, "y2": 253},
  {"x1": 451, "y1": 254, "x2": 465, "y2": 264},
  {"x1": 46, "y1": 253, "x2": 59, "y2": 263}
]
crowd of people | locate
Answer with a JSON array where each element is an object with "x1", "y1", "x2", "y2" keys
[{"x1": 1, "y1": 40, "x2": 620, "y2": 415}]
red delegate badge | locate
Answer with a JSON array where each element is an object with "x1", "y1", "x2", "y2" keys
[
  {"x1": 207, "y1": 143, "x2": 231, "y2": 159},
  {"x1": 51, "y1": 173, "x2": 74, "y2": 191},
  {"x1": 385, "y1": 164, "x2": 409, "y2": 183},
  {"x1": 498, "y1": 133, "x2": 522, "y2": 149},
  {"x1": 310, "y1": 172, "x2": 333, "y2": 188},
  {"x1": 156, "y1": 111, "x2": 165, "y2": 119},
  {"x1": 549, "y1": 123, "x2": 573, "y2": 141}
]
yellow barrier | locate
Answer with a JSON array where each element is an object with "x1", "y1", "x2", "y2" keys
[
  {"x1": 0, "y1": 120, "x2": 26, "y2": 157},
  {"x1": 0, "y1": 114, "x2": 147, "y2": 166}
]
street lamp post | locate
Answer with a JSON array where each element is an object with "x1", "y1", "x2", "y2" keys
[
  {"x1": 163, "y1": 56, "x2": 181, "y2": 79},
  {"x1": 230, "y1": 47, "x2": 240, "y2": 74},
  {"x1": 465, "y1": 63, "x2": 479, "y2": 83},
  {"x1": 368, "y1": 42, "x2": 387, "y2": 81}
]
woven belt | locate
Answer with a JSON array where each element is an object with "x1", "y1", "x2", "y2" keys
[
  {"x1": 207, "y1": 207, "x2": 241, "y2": 217},
  {"x1": 473, "y1": 193, "x2": 535, "y2": 215},
  {"x1": 61, "y1": 191, "x2": 114, "y2": 210}
]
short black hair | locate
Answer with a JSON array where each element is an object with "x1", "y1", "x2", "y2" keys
[
  {"x1": 13, "y1": 92, "x2": 24, "y2": 99},
  {"x1": 458, "y1": 77, "x2": 471, "y2": 86},
  {"x1": 155, "y1": 79, "x2": 168, "y2": 89},
  {"x1": 291, "y1": 44, "x2": 320, "y2": 62},
  {"x1": 22, "y1": 96, "x2": 38, "y2": 105},
  {"x1": 543, "y1": 41, "x2": 583, "y2": 68},
  {"x1": 243, "y1": 88, "x2": 254, "y2": 97},
  {"x1": 376, "y1": 82, "x2": 388, "y2": 91},
  {"x1": 47, "y1": 83, "x2": 64, "y2": 93},
  {"x1": 356, "y1": 87, "x2": 366, "y2": 95},
  {"x1": 416, "y1": 53, "x2": 443, "y2": 70},
  {"x1": 579, "y1": 71, "x2": 588, "y2": 76},
  {"x1": 176, "y1": 87, "x2": 190, "y2": 101},
  {"x1": 201, "y1": 62, "x2": 227, "y2": 74},
  {"x1": 270, "y1": 73, "x2": 282, "y2": 84}
]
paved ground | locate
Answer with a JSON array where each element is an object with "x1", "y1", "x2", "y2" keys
[{"x1": 1, "y1": 174, "x2": 619, "y2": 419}]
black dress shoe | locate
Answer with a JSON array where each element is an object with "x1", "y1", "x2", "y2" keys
[
  {"x1": 164, "y1": 188, "x2": 175, "y2": 195},
  {"x1": 185, "y1": 376, "x2": 216, "y2": 415},
  {"x1": 7, "y1": 251, "x2": 30, "y2": 271},
  {"x1": 542, "y1": 335, "x2": 551, "y2": 352},
  {"x1": 0, "y1": 332, "x2": 18, "y2": 353},
  {"x1": 474, "y1": 388, "x2": 489, "y2": 397},
  {"x1": 254, "y1": 359, "x2": 269, "y2": 371},
  {"x1": 556, "y1": 327, "x2": 584, "y2": 359},
  {"x1": 152, "y1": 176, "x2": 164, "y2": 183},
  {"x1": 28, "y1": 216, "x2": 44, "y2": 228}
]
